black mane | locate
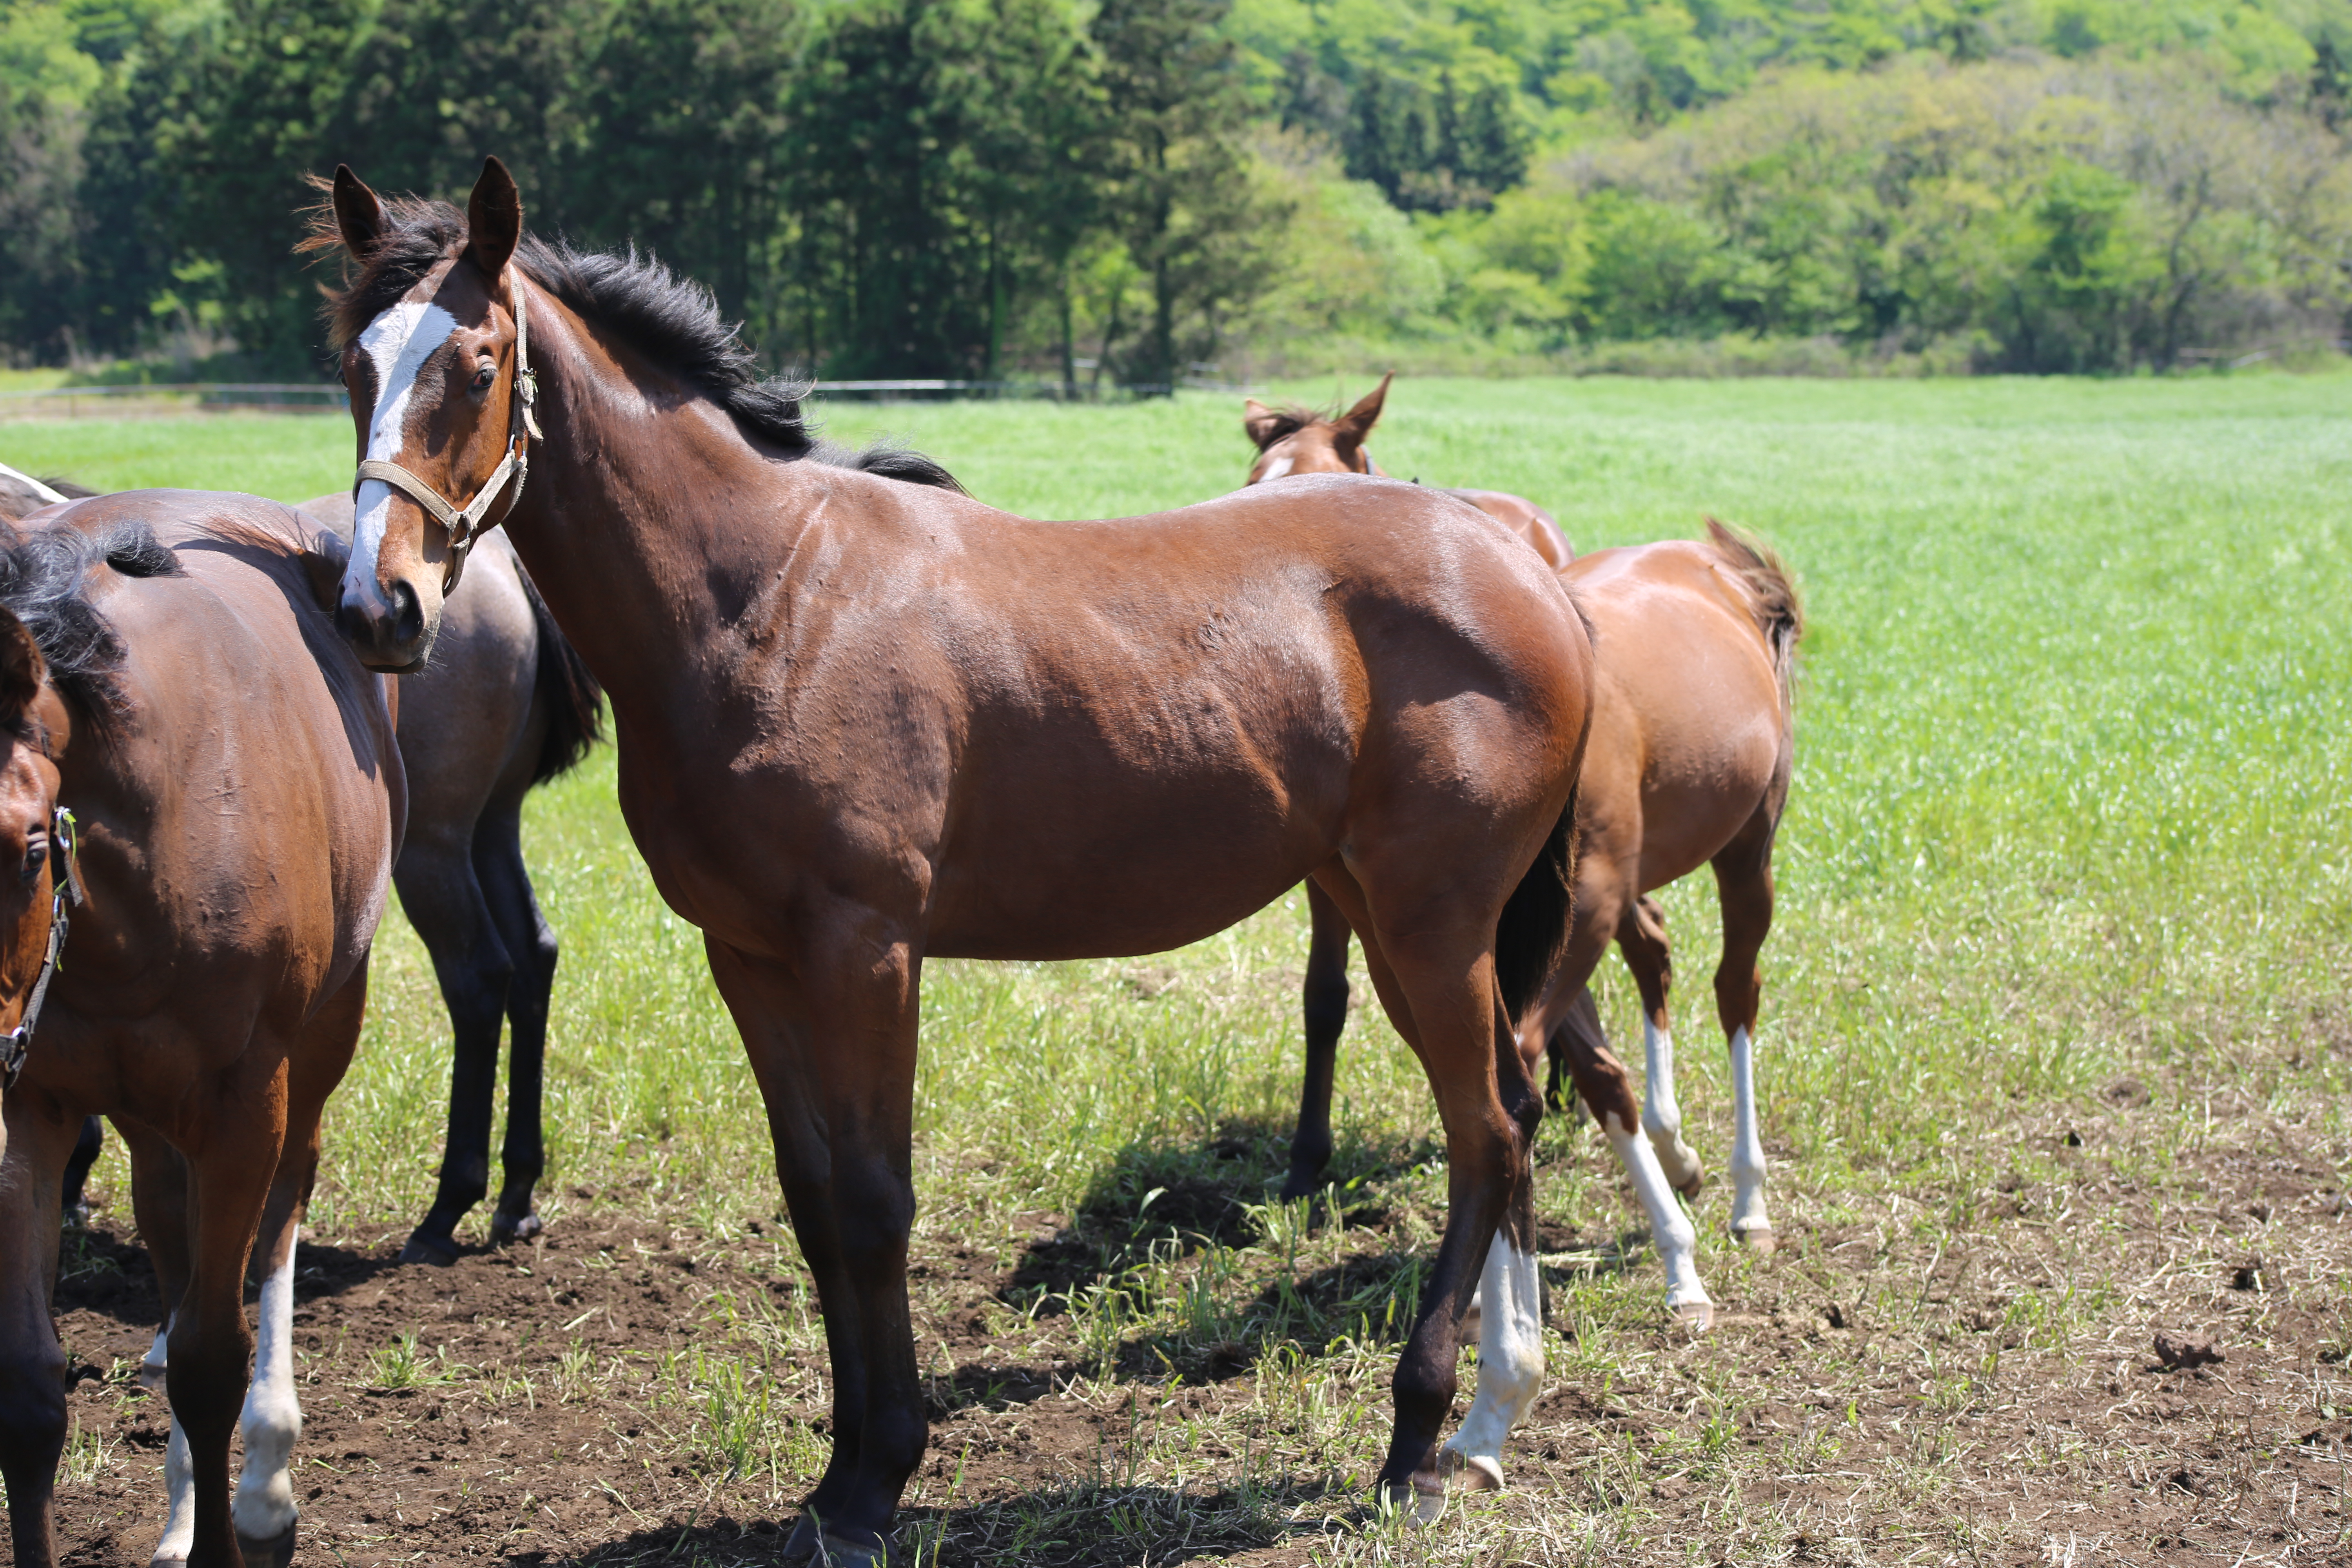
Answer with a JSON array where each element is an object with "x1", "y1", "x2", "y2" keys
[
  {"x1": 0, "y1": 519, "x2": 181, "y2": 720},
  {"x1": 305, "y1": 188, "x2": 963, "y2": 490}
]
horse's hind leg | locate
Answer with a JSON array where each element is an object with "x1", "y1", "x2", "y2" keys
[
  {"x1": 397, "y1": 836, "x2": 514, "y2": 1264},
  {"x1": 1546, "y1": 990, "x2": 1710, "y2": 1326},
  {"x1": 0, "y1": 1098, "x2": 83, "y2": 1568},
  {"x1": 162, "y1": 1079, "x2": 285, "y2": 1568},
  {"x1": 474, "y1": 804, "x2": 555, "y2": 1243},
  {"x1": 1617, "y1": 893, "x2": 1704, "y2": 1197},
  {"x1": 1321, "y1": 863, "x2": 1536, "y2": 1514},
  {"x1": 233, "y1": 959, "x2": 368, "y2": 1568},
  {"x1": 1713, "y1": 814, "x2": 1780, "y2": 1250},
  {"x1": 1281, "y1": 879, "x2": 1352, "y2": 1200}
]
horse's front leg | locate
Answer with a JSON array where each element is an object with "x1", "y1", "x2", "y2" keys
[
  {"x1": 708, "y1": 916, "x2": 926, "y2": 1566},
  {"x1": 0, "y1": 1095, "x2": 82, "y2": 1568}
]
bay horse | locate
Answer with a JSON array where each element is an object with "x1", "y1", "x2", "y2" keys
[
  {"x1": 315, "y1": 157, "x2": 1592, "y2": 1545},
  {"x1": 1244, "y1": 390, "x2": 1801, "y2": 1324},
  {"x1": 0, "y1": 495, "x2": 401, "y2": 1568},
  {"x1": 31, "y1": 480, "x2": 601, "y2": 1263},
  {"x1": 296, "y1": 499, "x2": 601, "y2": 1263}
]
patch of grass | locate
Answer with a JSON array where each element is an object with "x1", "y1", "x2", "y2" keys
[{"x1": 16, "y1": 374, "x2": 2352, "y2": 1563}]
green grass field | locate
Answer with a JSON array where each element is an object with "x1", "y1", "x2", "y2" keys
[{"x1": 9, "y1": 376, "x2": 2352, "y2": 1564}]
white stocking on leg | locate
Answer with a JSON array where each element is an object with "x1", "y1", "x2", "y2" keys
[
  {"x1": 232, "y1": 1236, "x2": 303, "y2": 1558},
  {"x1": 1602, "y1": 1112, "x2": 1712, "y2": 1327},
  {"x1": 1441, "y1": 1233, "x2": 1545, "y2": 1490},
  {"x1": 153, "y1": 1414, "x2": 195, "y2": 1564},
  {"x1": 1727, "y1": 1026, "x2": 1773, "y2": 1249},
  {"x1": 1641, "y1": 1017, "x2": 1703, "y2": 1195}
]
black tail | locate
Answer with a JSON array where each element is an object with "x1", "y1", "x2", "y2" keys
[
  {"x1": 516, "y1": 561, "x2": 606, "y2": 784},
  {"x1": 1494, "y1": 787, "x2": 1577, "y2": 1022}
]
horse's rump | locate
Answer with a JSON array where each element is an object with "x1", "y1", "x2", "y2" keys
[{"x1": 36, "y1": 490, "x2": 401, "y2": 1041}]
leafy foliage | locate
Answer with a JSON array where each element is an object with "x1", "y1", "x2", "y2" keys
[{"x1": 2, "y1": 0, "x2": 2350, "y2": 376}]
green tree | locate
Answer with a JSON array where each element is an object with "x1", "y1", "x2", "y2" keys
[{"x1": 1091, "y1": 0, "x2": 1283, "y2": 386}]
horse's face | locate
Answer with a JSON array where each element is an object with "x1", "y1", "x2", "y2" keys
[
  {"x1": 1241, "y1": 373, "x2": 1393, "y2": 486},
  {"x1": 331, "y1": 161, "x2": 527, "y2": 671},
  {"x1": 0, "y1": 612, "x2": 65, "y2": 1067}
]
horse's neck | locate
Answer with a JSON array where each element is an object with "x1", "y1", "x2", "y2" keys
[{"x1": 504, "y1": 317, "x2": 799, "y2": 719}]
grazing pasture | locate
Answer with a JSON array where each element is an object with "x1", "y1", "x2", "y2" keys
[{"x1": 7, "y1": 374, "x2": 2350, "y2": 1565}]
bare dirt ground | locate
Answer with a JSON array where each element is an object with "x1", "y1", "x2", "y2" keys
[{"x1": 44, "y1": 1068, "x2": 2352, "y2": 1567}]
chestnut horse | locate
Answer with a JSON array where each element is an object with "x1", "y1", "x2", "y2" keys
[
  {"x1": 1243, "y1": 376, "x2": 1571, "y2": 571},
  {"x1": 0, "y1": 495, "x2": 400, "y2": 1568},
  {"x1": 316, "y1": 157, "x2": 1591, "y2": 1547},
  {"x1": 1245, "y1": 391, "x2": 1801, "y2": 1325}
]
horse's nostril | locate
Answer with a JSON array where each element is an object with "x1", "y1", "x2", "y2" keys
[{"x1": 389, "y1": 580, "x2": 423, "y2": 646}]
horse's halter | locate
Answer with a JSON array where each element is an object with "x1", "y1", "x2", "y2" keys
[
  {"x1": 351, "y1": 274, "x2": 543, "y2": 594},
  {"x1": 0, "y1": 805, "x2": 85, "y2": 1091}
]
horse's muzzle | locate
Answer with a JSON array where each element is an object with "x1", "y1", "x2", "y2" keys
[{"x1": 336, "y1": 579, "x2": 432, "y2": 672}]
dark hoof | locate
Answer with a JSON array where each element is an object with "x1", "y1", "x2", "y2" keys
[
  {"x1": 236, "y1": 1520, "x2": 296, "y2": 1568},
  {"x1": 399, "y1": 1232, "x2": 460, "y2": 1267},
  {"x1": 1276, "y1": 1177, "x2": 1316, "y2": 1204},
  {"x1": 490, "y1": 1210, "x2": 543, "y2": 1246},
  {"x1": 149, "y1": 1555, "x2": 187, "y2": 1567},
  {"x1": 65, "y1": 1200, "x2": 93, "y2": 1231},
  {"x1": 784, "y1": 1513, "x2": 886, "y2": 1563}
]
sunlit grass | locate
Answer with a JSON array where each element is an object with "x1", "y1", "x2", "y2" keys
[{"x1": 15, "y1": 374, "x2": 2352, "y2": 1562}]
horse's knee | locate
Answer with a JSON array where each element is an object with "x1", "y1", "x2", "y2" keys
[{"x1": 0, "y1": 1334, "x2": 69, "y2": 1476}]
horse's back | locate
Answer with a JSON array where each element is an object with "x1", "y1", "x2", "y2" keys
[
  {"x1": 1564, "y1": 539, "x2": 1788, "y2": 885},
  {"x1": 774, "y1": 473, "x2": 1588, "y2": 960},
  {"x1": 40, "y1": 490, "x2": 401, "y2": 1064}
]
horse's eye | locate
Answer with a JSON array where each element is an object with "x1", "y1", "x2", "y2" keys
[
  {"x1": 472, "y1": 364, "x2": 496, "y2": 391},
  {"x1": 20, "y1": 843, "x2": 44, "y2": 886}
]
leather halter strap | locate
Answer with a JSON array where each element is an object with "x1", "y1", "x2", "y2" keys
[
  {"x1": 1, "y1": 806, "x2": 85, "y2": 1092},
  {"x1": 351, "y1": 274, "x2": 543, "y2": 594}
]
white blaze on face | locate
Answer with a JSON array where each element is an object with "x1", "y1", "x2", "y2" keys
[
  {"x1": 344, "y1": 300, "x2": 459, "y2": 606},
  {"x1": 1258, "y1": 454, "x2": 1294, "y2": 481}
]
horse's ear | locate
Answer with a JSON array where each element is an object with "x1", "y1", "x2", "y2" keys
[
  {"x1": 0, "y1": 608, "x2": 45, "y2": 729},
  {"x1": 332, "y1": 165, "x2": 387, "y2": 259},
  {"x1": 467, "y1": 156, "x2": 523, "y2": 278},
  {"x1": 1242, "y1": 399, "x2": 1283, "y2": 450},
  {"x1": 1332, "y1": 372, "x2": 1393, "y2": 457}
]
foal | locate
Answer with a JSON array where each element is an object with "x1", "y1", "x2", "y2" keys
[
  {"x1": 317, "y1": 158, "x2": 1591, "y2": 1550},
  {"x1": 1247, "y1": 390, "x2": 1802, "y2": 1321},
  {"x1": 0, "y1": 499, "x2": 399, "y2": 1568}
]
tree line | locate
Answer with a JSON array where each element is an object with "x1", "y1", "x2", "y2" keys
[
  {"x1": 5, "y1": 0, "x2": 2351, "y2": 381},
  {"x1": 2, "y1": 0, "x2": 1275, "y2": 385}
]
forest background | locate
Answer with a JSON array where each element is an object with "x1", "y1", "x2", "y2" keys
[{"x1": 6, "y1": 0, "x2": 2352, "y2": 388}]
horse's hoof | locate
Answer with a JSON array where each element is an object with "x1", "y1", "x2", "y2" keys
[
  {"x1": 490, "y1": 1211, "x2": 543, "y2": 1246},
  {"x1": 1440, "y1": 1446, "x2": 1505, "y2": 1492},
  {"x1": 784, "y1": 1517, "x2": 884, "y2": 1565},
  {"x1": 1407, "y1": 1469, "x2": 1448, "y2": 1525},
  {"x1": 1456, "y1": 1299, "x2": 1483, "y2": 1347},
  {"x1": 149, "y1": 1555, "x2": 187, "y2": 1567},
  {"x1": 65, "y1": 1200, "x2": 92, "y2": 1230},
  {"x1": 1671, "y1": 1298, "x2": 1715, "y2": 1332},
  {"x1": 1735, "y1": 1225, "x2": 1777, "y2": 1254},
  {"x1": 236, "y1": 1520, "x2": 296, "y2": 1568},
  {"x1": 1673, "y1": 1168, "x2": 1708, "y2": 1200},
  {"x1": 399, "y1": 1232, "x2": 460, "y2": 1267}
]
